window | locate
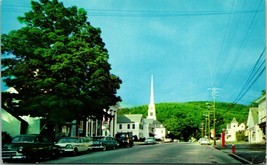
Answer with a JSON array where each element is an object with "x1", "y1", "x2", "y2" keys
[
  {"x1": 119, "y1": 124, "x2": 122, "y2": 129},
  {"x1": 132, "y1": 124, "x2": 135, "y2": 129},
  {"x1": 127, "y1": 124, "x2": 130, "y2": 129},
  {"x1": 150, "y1": 112, "x2": 153, "y2": 116}
]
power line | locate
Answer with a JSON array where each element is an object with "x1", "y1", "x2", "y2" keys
[
  {"x1": 219, "y1": 0, "x2": 263, "y2": 88},
  {"x1": 233, "y1": 47, "x2": 266, "y2": 104},
  {"x1": 2, "y1": 5, "x2": 264, "y2": 17}
]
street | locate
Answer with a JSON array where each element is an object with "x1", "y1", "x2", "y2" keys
[{"x1": 44, "y1": 142, "x2": 242, "y2": 164}]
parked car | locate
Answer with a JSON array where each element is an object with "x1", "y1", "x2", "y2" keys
[
  {"x1": 199, "y1": 138, "x2": 211, "y2": 145},
  {"x1": 144, "y1": 137, "x2": 157, "y2": 144},
  {"x1": 115, "y1": 132, "x2": 134, "y2": 147},
  {"x1": 90, "y1": 136, "x2": 119, "y2": 151},
  {"x1": 56, "y1": 137, "x2": 92, "y2": 156},
  {"x1": 2, "y1": 134, "x2": 60, "y2": 162},
  {"x1": 163, "y1": 138, "x2": 172, "y2": 143}
]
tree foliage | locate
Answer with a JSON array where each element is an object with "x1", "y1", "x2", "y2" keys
[
  {"x1": 118, "y1": 101, "x2": 249, "y2": 141},
  {"x1": 1, "y1": 0, "x2": 121, "y2": 124}
]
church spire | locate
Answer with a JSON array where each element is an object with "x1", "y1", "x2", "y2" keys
[
  {"x1": 147, "y1": 75, "x2": 156, "y2": 120},
  {"x1": 150, "y1": 75, "x2": 154, "y2": 104}
]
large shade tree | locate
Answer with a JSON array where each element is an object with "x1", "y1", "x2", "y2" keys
[{"x1": 1, "y1": 0, "x2": 122, "y2": 124}]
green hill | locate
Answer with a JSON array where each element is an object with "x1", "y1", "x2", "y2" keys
[{"x1": 118, "y1": 101, "x2": 249, "y2": 141}]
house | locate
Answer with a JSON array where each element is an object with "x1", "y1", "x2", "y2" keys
[
  {"x1": 154, "y1": 120, "x2": 166, "y2": 140},
  {"x1": 247, "y1": 107, "x2": 262, "y2": 143},
  {"x1": 2, "y1": 108, "x2": 24, "y2": 137},
  {"x1": 225, "y1": 117, "x2": 245, "y2": 141},
  {"x1": 256, "y1": 94, "x2": 266, "y2": 141},
  {"x1": 1, "y1": 87, "x2": 43, "y2": 137},
  {"x1": 247, "y1": 94, "x2": 266, "y2": 143},
  {"x1": 116, "y1": 114, "x2": 144, "y2": 139},
  {"x1": 2, "y1": 87, "x2": 42, "y2": 138}
]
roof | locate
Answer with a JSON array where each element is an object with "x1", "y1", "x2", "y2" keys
[
  {"x1": 4, "y1": 87, "x2": 19, "y2": 94},
  {"x1": 247, "y1": 107, "x2": 259, "y2": 128},
  {"x1": 255, "y1": 94, "x2": 266, "y2": 104},
  {"x1": 231, "y1": 117, "x2": 238, "y2": 123},
  {"x1": 117, "y1": 114, "x2": 143, "y2": 123}
]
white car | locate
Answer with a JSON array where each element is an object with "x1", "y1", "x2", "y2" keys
[
  {"x1": 164, "y1": 138, "x2": 172, "y2": 143},
  {"x1": 56, "y1": 137, "x2": 93, "y2": 156},
  {"x1": 199, "y1": 138, "x2": 211, "y2": 145}
]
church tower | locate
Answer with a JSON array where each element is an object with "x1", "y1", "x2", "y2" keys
[{"x1": 147, "y1": 75, "x2": 156, "y2": 120}]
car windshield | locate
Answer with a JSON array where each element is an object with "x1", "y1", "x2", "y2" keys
[
  {"x1": 12, "y1": 136, "x2": 36, "y2": 143},
  {"x1": 58, "y1": 138, "x2": 79, "y2": 143},
  {"x1": 93, "y1": 137, "x2": 105, "y2": 141}
]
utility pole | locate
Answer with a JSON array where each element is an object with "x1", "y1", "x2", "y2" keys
[
  {"x1": 205, "y1": 103, "x2": 212, "y2": 141},
  {"x1": 208, "y1": 87, "x2": 219, "y2": 146}
]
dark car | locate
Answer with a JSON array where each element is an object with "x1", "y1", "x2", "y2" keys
[
  {"x1": 90, "y1": 136, "x2": 119, "y2": 151},
  {"x1": 2, "y1": 134, "x2": 60, "y2": 162},
  {"x1": 115, "y1": 132, "x2": 134, "y2": 148},
  {"x1": 144, "y1": 137, "x2": 157, "y2": 145}
]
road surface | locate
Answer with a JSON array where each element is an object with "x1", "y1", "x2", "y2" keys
[{"x1": 44, "y1": 142, "x2": 242, "y2": 164}]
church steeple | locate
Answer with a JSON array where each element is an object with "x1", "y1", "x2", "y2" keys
[
  {"x1": 147, "y1": 75, "x2": 156, "y2": 120},
  {"x1": 150, "y1": 75, "x2": 154, "y2": 104}
]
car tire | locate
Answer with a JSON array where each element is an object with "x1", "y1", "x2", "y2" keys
[
  {"x1": 102, "y1": 145, "x2": 107, "y2": 151},
  {"x1": 51, "y1": 150, "x2": 59, "y2": 159},
  {"x1": 73, "y1": 148, "x2": 78, "y2": 156}
]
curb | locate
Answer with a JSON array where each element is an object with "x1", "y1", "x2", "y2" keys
[
  {"x1": 228, "y1": 153, "x2": 252, "y2": 164},
  {"x1": 213, "y1": 146, "x2": 252, "y2": 164}
]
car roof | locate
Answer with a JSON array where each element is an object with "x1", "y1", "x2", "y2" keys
[{"x1": 15, "y1": 134, "x2": 40, "y2": 137}]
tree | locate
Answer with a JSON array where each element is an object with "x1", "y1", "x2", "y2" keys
[{"x1": 1, "y1": 0, "x2": 121, "y2": 124}]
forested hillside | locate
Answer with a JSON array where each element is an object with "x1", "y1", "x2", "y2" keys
[{"x1": 118, "y1": 101, "x2": 249, "y2": 141}]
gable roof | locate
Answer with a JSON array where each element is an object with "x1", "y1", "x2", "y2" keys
[
  {"x1": 231, "y1": 117, "x2": 238, "y2": 123},
  {"x1": 247, "y1": 107, "x2": 259, "y2": 128},
  {"x1": 117, "y1": 114, "x2": 143, "y2": 123},
  {"x1": 4, "y1": 87, "x2": 19, "y2": 94},
  {"x1": 255, "y1": 94, "x2": 266, "y2": 104}
]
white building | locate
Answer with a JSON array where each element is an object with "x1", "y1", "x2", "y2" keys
[
  {"x1": 225, "y1": 117, "x2": 245, "y2": 142},
  {"x1": 116, "y1": 114, "x2": 144, "y2": 139},
  {"x1": 2, "y1": 87, "x2": 42, "y2": 137},
  {"x1": 115, "y1": 75, "x2": 166, "y2": 141},
  {"x1": 145, "y1": 75, "x2": 166, "y2": 140},
  {"x1": 247, "y1": 94, "x2": 266, "y2": 143}
]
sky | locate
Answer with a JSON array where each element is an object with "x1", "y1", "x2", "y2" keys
[{"x1": 1, "y1": 0, "x2": 266, "y2": 108}]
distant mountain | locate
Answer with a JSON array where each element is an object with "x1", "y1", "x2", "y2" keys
[{"x1": 118, "y1": 101, "x2": 249, "y2": 141}]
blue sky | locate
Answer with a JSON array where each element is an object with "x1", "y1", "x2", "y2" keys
[{"x1": 1, "y1": 0, "x2": 266, "y2": 107}]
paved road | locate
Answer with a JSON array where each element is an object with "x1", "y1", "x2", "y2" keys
[{"x1": 43, "y1": 142, "x2": 242, "y2": 164}]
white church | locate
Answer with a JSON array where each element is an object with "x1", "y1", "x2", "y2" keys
[{"x1": 116, "y1": 75, "x2": 167, "y2": 140}]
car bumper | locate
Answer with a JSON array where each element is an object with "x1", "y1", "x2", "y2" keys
[
  {"x1": 2, "y1": 151, "x2": 27, "y2": 160},
  {"x1": 91, "y1": 145, "x2": 104, "y2": 149},
  {"x1": 59, "y1": 148, "x2": 75, "y2": 154}
]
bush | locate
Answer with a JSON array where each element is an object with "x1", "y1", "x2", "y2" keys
[{"x1": 236, "y1": 130, "x2": 248, "y2": 142}]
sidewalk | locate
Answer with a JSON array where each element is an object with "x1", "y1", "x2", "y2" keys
[{"x1": 214, "y1": 142, "x2": 266, "y2": 164}]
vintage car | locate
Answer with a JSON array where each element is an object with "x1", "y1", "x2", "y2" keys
[
  {"x1": 90, "y1": 136, "x2": 119, "y2": 151},
  {"x1": 56, "y1": 137, "x2": 92, "y2": 156},
  {"x1": 2, "y1": 134, "x2": 60, "y2": 162},
  {"x1": 115, "y1": 132, "x2": 134, "y2": 147},
  {"x1": 144, "y1": 137, "x2": 157, "y2": 144},
  {"x1": 199, "y1": 138, "x2": 211, "y2": 145}
]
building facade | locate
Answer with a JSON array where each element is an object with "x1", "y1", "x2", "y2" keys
[
  {"x1": 116, "y1": 114, "x2": 144, "y2": 139},
  {"x1": 225, "y1": 117, "x2": 245, "y2": 142},
  {"x1": 247, "y1": 94, "x2": 266, "y2": 143}
]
